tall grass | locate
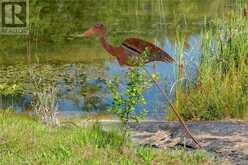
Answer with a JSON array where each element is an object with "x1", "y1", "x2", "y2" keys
[{"x1": 171, "y1": 12, "x2": 248, "y2": 120}]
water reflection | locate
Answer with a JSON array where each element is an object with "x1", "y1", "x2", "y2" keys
[
  {"x1": 0, "y1": 34, "x2": 202, "y2": 119},
  {"x1": 0, "y1": 0, "x2": 234, "y2": 118}
]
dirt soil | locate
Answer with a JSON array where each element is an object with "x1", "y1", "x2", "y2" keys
[{"x1": 128, "y1": 121, "x2": 248, "y2": 165}]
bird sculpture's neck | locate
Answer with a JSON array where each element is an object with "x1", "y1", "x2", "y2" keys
[{"x1": 99, "y1": 34, "x2": 117, "y2": 57}]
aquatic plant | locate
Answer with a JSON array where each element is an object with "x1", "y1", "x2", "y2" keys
[
  {"x1": 171, "y1": 8, "x2": 248, "y2": 120},
  {"x1": 0, "y1": 83, "x2": 24, "y2": 98}
]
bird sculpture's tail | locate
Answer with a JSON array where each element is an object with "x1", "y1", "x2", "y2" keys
[
  {"x1": 161, "y1": 52, "x2": 176, "y2": 63},
  {"x1": 162, "y1": 53, "x2": 184, "y2": 68}
]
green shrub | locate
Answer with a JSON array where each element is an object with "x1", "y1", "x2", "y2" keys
[{"x1": 107, "y1": 49, "x2": 158, "y2": 143}]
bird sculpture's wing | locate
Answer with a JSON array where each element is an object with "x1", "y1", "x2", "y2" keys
[{"x1": 121, "y1": 38, "x2": 175, "y2": 63}]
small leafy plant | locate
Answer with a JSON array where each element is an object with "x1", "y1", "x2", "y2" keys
[{"x1": 107, "y1": 49, "x2": 159, "y2": 143}]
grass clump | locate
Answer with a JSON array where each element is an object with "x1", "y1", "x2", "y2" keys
[
  {"x1": 31, "y1": 86, "x2": 59, "y2": 126},
  {"x1": 173, "y1": 13, "x2": 248, "y2": 120},
  {"x1": 0, "y1": 111, "x2": 216, "y2": 164}
]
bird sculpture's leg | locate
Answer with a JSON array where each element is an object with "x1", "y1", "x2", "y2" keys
[
  {"x1": 118, "y1": 59, "x2": 126, "y2": 66},
  {"x1": 143, "y1": 68, "x2": 202, "y2": 149}
]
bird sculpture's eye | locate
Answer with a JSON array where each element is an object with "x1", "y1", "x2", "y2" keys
[{"x1": 95, "y1": 23, "x2": 103, "y2": 28}]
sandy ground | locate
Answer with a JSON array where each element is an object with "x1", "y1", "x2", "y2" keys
[
  {"x1": 77, "y1": 120, "x2": 248, "y2": 164},
  {"x1": 127, "y1": 120, "x2": 248, "y2": 165}
]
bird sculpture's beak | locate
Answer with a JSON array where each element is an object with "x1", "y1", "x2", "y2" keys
[
  {"x1": 70, "y1": 27, "x2": 95, "y2": 38},
  {"x1": 81, "y1": 27, "x2": 95, "y2": 37},
  {"x1": 71, "y1": 34, "x2": 85, "y2": 38}
]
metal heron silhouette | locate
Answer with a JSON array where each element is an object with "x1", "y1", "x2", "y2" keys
[
  {"x1": 77, "y1": 23, "x2": 201, "y2": 148},
  {"x1": 78, "y1": 23, "x2": 175, "y2": 66}
]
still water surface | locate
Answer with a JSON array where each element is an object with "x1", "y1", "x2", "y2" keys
[{"x1": 0, "y1": 0, "x2": 237, "y2": 119}]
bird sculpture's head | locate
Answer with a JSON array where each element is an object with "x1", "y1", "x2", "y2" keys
[{"x1": 82, "y1": 23, "x2": 106, "y2": 37}]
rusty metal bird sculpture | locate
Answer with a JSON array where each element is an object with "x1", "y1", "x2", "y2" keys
[
  {"x1": 76, "y1": 23, "x2": 201, "y2": 148},
  {"x1": 78, "y1": 23, "x2": 175, "y2": 66}
]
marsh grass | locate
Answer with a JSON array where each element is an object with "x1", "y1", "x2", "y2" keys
[
  {"x1": 32, "y1": 87, "x2": 59, "y2": 126},
  {"x1": 0, "y1": 111, "x2": 216, "y2": 164},
  {"x1": 171, "y1": 11, "x2": 248, "y2": 120}
]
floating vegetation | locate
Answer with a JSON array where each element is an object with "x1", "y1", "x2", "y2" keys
[
  {"x1": 0, "y1": 64, "x2": 86, "y2": 95},
  {"x1": 0, "y1": 64, "x2": 109, "y2": 112}
]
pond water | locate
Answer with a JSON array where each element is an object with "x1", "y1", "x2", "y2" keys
[{"x1": 0, "y1": 0, "x2": 238, "y2": 119}]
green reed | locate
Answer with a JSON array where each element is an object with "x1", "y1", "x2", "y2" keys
[{"x1": 170, "y1": 10, "x2": 248, "y2": 120}]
